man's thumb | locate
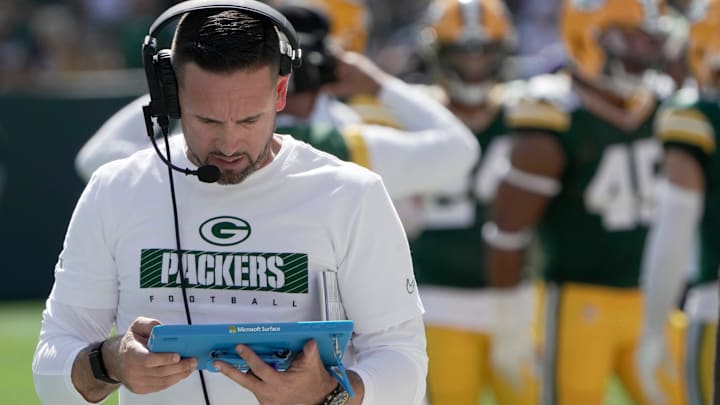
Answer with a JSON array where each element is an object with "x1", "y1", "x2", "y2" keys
[{"x1": 131, "y1": 317, "x2": 162, "y2": 337}]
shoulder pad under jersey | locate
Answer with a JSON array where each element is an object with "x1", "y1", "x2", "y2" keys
[
  {"x1": 505, "y1": 73, "x2": 575, "y2": 133},
  {"x1": 655, "y1": 87, "x2": 715, "y2": 154}
]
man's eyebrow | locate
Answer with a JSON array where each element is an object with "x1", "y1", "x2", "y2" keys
[
  {"x1": 235, "y1": 112, "x2": 264, "y2": 124},
  {"x1": 194, "y1": 114, "x2": 222, "y2": 123},
  {"x1": 193, "y1": 112, "x2": 264, "y2": 123}
]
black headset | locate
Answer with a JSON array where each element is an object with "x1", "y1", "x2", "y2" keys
[{"x1": 142, "y1": 0, "x2": 303, "y2": 123}]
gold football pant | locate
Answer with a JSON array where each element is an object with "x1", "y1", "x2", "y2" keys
[
  {"x1": 539, "y1": 283, "x2": 686, "y2": 405},
  {"x1": 425, "y1": 325, "x2": 538, "y2": 405}
]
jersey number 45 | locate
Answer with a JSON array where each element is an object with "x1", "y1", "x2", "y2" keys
[{"x1": 585, "y1": 139, "x2": 662, "y2": 231}]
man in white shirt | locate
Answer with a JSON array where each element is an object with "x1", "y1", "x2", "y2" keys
[{"x1": 32, "y1": 2, "x2": 428, "y2": 404}]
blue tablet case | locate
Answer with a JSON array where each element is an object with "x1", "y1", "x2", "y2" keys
[{"x1": 148, "y1": 320, "x2": 355, "y2": 396}]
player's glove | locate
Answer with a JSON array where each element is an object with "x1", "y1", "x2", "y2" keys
[
  {"x1": 635, "y1": 329, "x2": 675, "y2": 405},
  {"x1": 489, "y1": 284, "x2": 535, "y2": 388}
]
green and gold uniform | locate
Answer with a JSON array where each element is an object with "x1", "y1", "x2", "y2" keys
[
  {"x1": 507, "y1": 73, "x2": 685, "y2": 405},
  {"x1": 655, "y1": 88, "x2": 720, "y2": 405},
  {"x1": 277, "y1": 123, "x2": 370, "y2": 168},
  {"x1": 411, "y1": 83, "x2": 537, "y2": 405}
]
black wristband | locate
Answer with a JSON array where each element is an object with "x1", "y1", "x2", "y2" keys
[{"x1": 88, "y1": 340, "x2": 120, "y2": 384}]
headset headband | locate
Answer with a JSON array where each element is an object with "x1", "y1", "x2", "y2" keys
[
  {"x1": 142, "y1": 0, "x2": 301, "y2": 122},
  {"x1": 146, "y1": 0, "x2": 300, "y2": 54}
]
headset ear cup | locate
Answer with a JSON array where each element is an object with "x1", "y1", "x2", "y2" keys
[
  {"x1": 156, "y1": 49, "x2": 181, "y2": 119},
  {"x1": 279, "y1": 56, "x2": 291, "y2": 76}
]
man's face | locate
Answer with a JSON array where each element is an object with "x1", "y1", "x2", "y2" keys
[
  {"x1": 178, "y1": 63, "x2": 288, "y2": 185},
  {"x1": 442, "y1": 43, "x2": 503, "y2": 83},
  {"x1": 600, "y1": 26, "x2": 667, "y2": 75}
]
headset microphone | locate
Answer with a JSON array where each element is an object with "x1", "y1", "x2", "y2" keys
[
  {"x1": 142, "y1": 105, "x2": 221, "y2": 183},
  {"x1": 195, "y1": 165, "x2": 221, "y2": 183}
]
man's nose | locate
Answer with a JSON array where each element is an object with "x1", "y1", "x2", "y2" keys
[{"x1": 215, "y1": 125, "x2": 244, "y2": 156}]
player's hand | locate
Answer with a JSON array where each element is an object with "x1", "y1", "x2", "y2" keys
[
  {"x1": 322, "y1": 51, "x2": 391, "y2": 98},
  {"x1": 108, "y1": 316, "x2": 198, "y2": 394},
  {"x1": 635, "y1": 331, "x2": 675, "y2": 405},
  {"x1": 215, "y1": 339, "x2": 341, "y2": 405},
  {"x1": 490, "y1": 322, "x2": 535, "y2": 388},
  {"x1": 489, "y1": 286, "x2": 536, "y2": 389}
]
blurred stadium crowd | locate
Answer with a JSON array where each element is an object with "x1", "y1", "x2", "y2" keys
[
  {"x1": 0, "y1": 0, "x2": 568, "y2": 91},
  {"x1": 0, "y1": 0, "x2": 172, "y2": 90}
]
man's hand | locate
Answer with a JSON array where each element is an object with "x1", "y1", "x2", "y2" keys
[
  {"x1": 107, "y1": 317, "x2": 198, "y2": 394},
  {"x1": 635, "y1": 331, "x2": 675, "y2": 405},
  {"x1": 322, "y1": 51, "x2": 391, "y2": 98},
  {"x1": 215, "y1": 339, "x2": 343, "y2": 405}
]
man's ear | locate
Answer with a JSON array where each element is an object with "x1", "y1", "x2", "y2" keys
[{"x1": 275, "y1": 74, "x2": 289, "y2": 111}]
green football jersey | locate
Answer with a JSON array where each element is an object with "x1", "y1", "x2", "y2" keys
[
  {"x1": 411, "y1": 109, "x2": 509, "y2": 288},
  {"x1": 507, "y1": 73, "x2": 664, "y2": 287},
  {"x1": 655, "y1": 88, "x2": 720, "y2": 284},
  {"x1": 276, "y1": 123, "x2": 351, "y2": 162}
]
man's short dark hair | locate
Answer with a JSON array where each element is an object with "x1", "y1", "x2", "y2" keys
[{"x1": 171, "y1": 9, "x2": 281, "y2": 81}]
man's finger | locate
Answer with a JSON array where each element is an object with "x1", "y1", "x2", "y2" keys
[
  {"x1": 145, "y1": 364, "x2": 197, "y2": 387},
  {"x1": 235, "y1": 344, "x2": 278, "y2": 382},
  {"x1": 303, "y1": 339, "x2": 319, "y2": 358},
  {"x1": 123, "y1": 357, "x2": 196, "y2": 394},
  {"x1": 143, "y1": 352, "x2": 181, "y2": 368},
  {"x1": 147, "y1": 357, "x2": 197, "y2": 375},
  {"x1": 215, "y1": 360, "x2": 266, "y2": 393},
  {"x1": 126, "y1": 366, "x2": 197, "y2": 395}
]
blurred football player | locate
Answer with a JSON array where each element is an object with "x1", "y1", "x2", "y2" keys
[
  {"x1": 410, "y1": 1, "x2": 537, "y2": 404},
  {"x1": 636, "y1": 1, "x2": 720, "y2": 404},
  {"x1": 314, "y1": 0, "x2": 441, "y2": 237},
  {"x1": 484, "y1": 0, "x2": 687, "y2": 404},
  {"x1": 319, "y1": 0, "x2": 369, "y2": 55}
]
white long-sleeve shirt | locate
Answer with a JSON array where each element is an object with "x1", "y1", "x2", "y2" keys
[{"x1": 34, "y1": 135, "x2": 428, "y2": 404}]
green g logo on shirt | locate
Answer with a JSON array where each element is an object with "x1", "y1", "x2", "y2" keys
[{"x1": 200, "y1": 216, "x2": 251, "y2": 246}]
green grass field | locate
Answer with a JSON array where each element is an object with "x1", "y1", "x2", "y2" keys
[
  {"x1": 0, "y1": 300, "x2": 631, "y2": 405},
  {"x1": 0, "y1": 300, "x2": 48, "y2": 405},
  {"x1": 0, "y1": 301, "x2": 118, "y2": 405}
]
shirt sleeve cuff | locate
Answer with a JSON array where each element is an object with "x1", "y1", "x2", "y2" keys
[
  {"x1": 64, "y1": 345, "x2": 97, "y2": 404},
  {"x1": 347, "y1": 366, "x2": 374, "y2": 405}
]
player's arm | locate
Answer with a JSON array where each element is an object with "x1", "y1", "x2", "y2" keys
[
  {"x1": 326, "y1": 51, "x2": 479, "y2": 198},
  {"x1": 482, "y1": 128, "x2": 565, "y2": 386},
  {"x1": 482, "y1": 90, "x2": 568, "y2": 385},
  {"x1": 75, "y1": 94, "x2": 156, "y2": 182},
  {"x1": 636, "y1": 105, "x2": 710, "y2": 403},
  {"x1": 640, "y1": 148, "x2": 705, "y2": 337},
  {"x1": 485, "y1": 95, "x2": 568, "y2": 287},
  {"x1": 640, "y1": 105, "x2": 711, "y2": 337}
]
